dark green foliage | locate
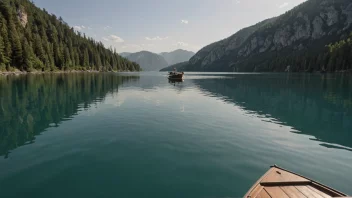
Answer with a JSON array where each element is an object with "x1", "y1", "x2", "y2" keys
[
  {"x1": 0, "y1": 0, "x2": 141, "y2": 72},
  {"x1": 22, "y1": 37, "x2": 34, "y2": 70},
  {"x1": 10, "y1": 24, "x2": 23, "y2": 67}
]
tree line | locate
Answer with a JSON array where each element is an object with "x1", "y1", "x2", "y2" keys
[{"x1": 0, "y1": 0, "x2": 141, "y2": 72}]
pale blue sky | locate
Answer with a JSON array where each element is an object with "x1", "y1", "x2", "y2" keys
[{"x1": 33, "y1": 0, "x2": 306, "y2": 53}]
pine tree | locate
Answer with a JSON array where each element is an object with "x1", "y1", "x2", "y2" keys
[
  {"x1": 10, "y1": 24, "x2": 23, "y2": 67},
  {"x1": 0, "y1": 18, "x2": 11, "y2": 64},
  {"x1": 83, "y1": 48, "x2": 89, "y2": 67},
  {"x1": 64, "y1": 46, "x2": 71, "y2": 68},
  {"x1": 22, "y1": 38, "x2": 34, "y2": 71},
  {"x1": 0, "y1": 34, "x2": 6, "y2": 70}
]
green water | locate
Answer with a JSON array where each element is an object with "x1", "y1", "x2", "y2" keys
[{"x1": 0, "y1": 72, "x2": 351, "y2": 198}]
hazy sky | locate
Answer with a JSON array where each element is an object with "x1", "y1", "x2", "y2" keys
[{"x1": 33, "y1": 0, "x2": 306, "y2": 53}]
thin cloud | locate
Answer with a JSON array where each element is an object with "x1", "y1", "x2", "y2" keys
[
  {"x1": 145, "y1": 36, "x2": 169, "y2": 41},
  {"x1": 110, "y1": 35, "x2": 124, "y2": 43},
  {"x1": 141, "y1": 44, "x2": 155, "y2": 47},
  {"x1": 174, "y1": 42, "x2": 189, "y2": 47},
  {"x1": 104, "y1": 26, "x2": 112, "y2": 30},
  {"x1": 122, "y1": 44, "x2": 142, "y2": 49},
  {"x1": 102, "y1": 37, "x2": 109, "y2": 41},
  {"x1": 278, "y1": 2, "x2": 289, "y2": 8},
  {"x1": 181, "y1": 20, "x2": 189, "y2": 24},
  {"x1": 235, "y1": 0, "x2": 241, "y2": 4},
  {"x1": 73, "y1": 25, "x2": 85, "y2": 31}
]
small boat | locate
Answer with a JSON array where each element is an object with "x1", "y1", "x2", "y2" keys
[
  {"x1": 168, "y1": 71, "x2": 184, "y2": 80},
  {"x1": 244, "y1": 165, "x2": 349, "y2": 198}
]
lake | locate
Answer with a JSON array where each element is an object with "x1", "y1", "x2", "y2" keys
[{"x1": 0, "y1": 72, "x2": 351, "y2": 198}]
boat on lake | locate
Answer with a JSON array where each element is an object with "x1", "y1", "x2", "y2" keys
[
  {"x1": 244, "y1": 165, "x2": 349, "y2": 198},
  {"x1": 168, "y1": 68, "x2": 184, "y2": 80}
]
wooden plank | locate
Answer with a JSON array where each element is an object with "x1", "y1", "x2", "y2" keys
[
  {"x1": 307, "y1": 185, "x2": 331, "y2": 198},
  {"x1": 272, "y1": 166, "x2": 347, "y2": 197},
  {"x1": 295, "y1": 186, "x2": 324, "y2": 198},
  {"x1": 244, "y1": 168, "x2": 274, "y2": 198},
  {"x1": 281, "y1": 186, "x2": 307, "y2": 198},
  {"x1": 247, "y1": 185, "x2": 264, "y2": 198},
  {"x1": 311, "y1": 182, "x2": 346, "y2": 197},
  {"x1": 255, "y1": 189, "x2": 271, "y2": 198},
  {"x1": 264, "y1": 186, "x2": 289, "y2": 198},
  {"x1": 261, "y1": 168, "x2": 309, "y2": 184}
]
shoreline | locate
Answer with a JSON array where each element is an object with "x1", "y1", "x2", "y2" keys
[{"x1": 0, "y1": 70, "x2": 135, "y2": 76}]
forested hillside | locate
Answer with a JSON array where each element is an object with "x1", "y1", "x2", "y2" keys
[{"x1": 0, "y1": 0, "x2": 141, "y2": 72}]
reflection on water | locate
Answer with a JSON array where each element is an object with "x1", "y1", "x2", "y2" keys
[
  {"x1": 192, "y1": 73, "x2": 352, "y2": 151},
  {"x1": 0, "y1": 73, "x2": 139, "y2": 158},
  {"x1": 2, "y1": 73, "x2": 350, "y2": 157},
  {"x1": 0, "y1": 72, "x2": 352, "y2": 197}
]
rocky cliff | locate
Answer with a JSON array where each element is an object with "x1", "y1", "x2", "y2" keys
[
  {"x1": 186, "y1": 0, "x2": 352, "y2": 72},
  {"x1": 16, "y1": 5, "x2": 28, "y2": 27}
]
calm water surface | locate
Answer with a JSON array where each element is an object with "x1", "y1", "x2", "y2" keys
[{"x1": 0, "y1": 72, "x2": 351, "y2": 198}]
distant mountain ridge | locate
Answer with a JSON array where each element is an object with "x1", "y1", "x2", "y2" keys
[
  {"x1": 121, "y1": 49, "x2": 195, "y2": 71},
  {"x1": 160, "y1": 49, "x2": 195, "y2": 66},
  {"x1": 119, "y1": 52, "x2": 131, "y2": 58},
  {"x1": 123, "y1": 51, "x2": 168, "y2": 71},
  {"x1": 169, "y1": 0, "x2": 352, "y2": 72}
]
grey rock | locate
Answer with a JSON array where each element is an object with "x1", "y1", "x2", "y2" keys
[
  {"x1": 273, "y1": 25, "x2": 292, "y2": 47},
  {"x1": 320, "y1": 6, "x2": 338, "y2": 26},
  {"x1": 328, "y1": 28, "x2": 338, "y2": 35},
  {"x1": 312, "y1": 16, "x2": 325, "y2": 39},
  {"x1": 298, "y1": 44, "x2": 305, "y2": 50},
  {"x1": 250, "y1": 37, "x2": 258, "y2": 51},
  {"x1": 17, "y1": 6, "x2": 28, "y2": 27},
  {"x1": 342, "y1": 3, "x2": 352, "y2": 30},
  {"x1": 201, "y1": 48, "x2": 224, "y2": 66},
  {"x1": 259, "y1": 35, "x2": 272, "y2": 53}
]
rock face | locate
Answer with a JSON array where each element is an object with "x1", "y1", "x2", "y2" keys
[
  {"x1": 185, "y1": 0, "x2": 352, "y2": 72},
  {"x1": 17, "y1": 6, "x2": 28, "y2": 27},
  {"x1": 124, "y1": 51, "x2": 168, "y2": 71},
  {"x1": 160, "y1": 49, "x2": 195, "y2": 66}
]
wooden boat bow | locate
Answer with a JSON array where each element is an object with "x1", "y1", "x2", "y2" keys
[{"x1": 244, "y1": 165, "x2": 349, "y2": 198}]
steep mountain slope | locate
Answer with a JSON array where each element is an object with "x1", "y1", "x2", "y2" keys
[
  {"x1": 184, "y1": 0, "x2": 352, "y2": 72},
  {"x1": 125, "y1": 51, "x2": 168, "y2": 71},
  {"x1": 160, "y1": 49, "x2": 195, "y2": 66},
  {"x1": 0, "y1": 0, "x2": 140, "y2": 72},
  {"x1": 160, "y1": 61, "x2": 189, "y2": 71}
]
